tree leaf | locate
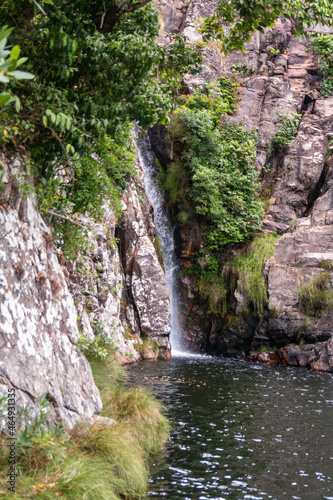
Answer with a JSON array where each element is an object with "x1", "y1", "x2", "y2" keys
[
  {"x1": 0, "y1": 74, "x2": 10, "y2": 83},
  {"x1": 10, "y1": 45, "x2": 21, "y2": 61},
  {"x1": 10, "y1": 70, "x2": 35, "y2": 80},
  {"x1": 0, "y1": 92, "x2": 11, "y2": 107}
]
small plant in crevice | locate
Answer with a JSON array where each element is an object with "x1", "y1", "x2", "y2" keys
[
  {"x1": 271, "y1": 113, "x2": 302, "y2": 152},
  {"x1": 299, "y1": 272, "x2": 333, "y2": 317},
  {"x1": 231, "y1": 59, "x2": 255, "y2": 77},
  {"x1": 319, "y1": 259, "x2": 333, "y2": 271},
  {"x1": 77, "y1": 325, "x2": 119, "y2": 360},
  {"x1": 310, "y1": 33, "x2": 333, "y2": 97},
  {"x1": 231, "y1": 233, "x2": 279, "y2": 319}
]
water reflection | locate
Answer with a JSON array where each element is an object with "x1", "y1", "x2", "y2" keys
[{"x1": 127, "y1": 357, "x2": 333, "y2": 500}]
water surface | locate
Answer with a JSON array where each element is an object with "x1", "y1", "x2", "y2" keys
[{"x1": 127, "y1": 356, "x2": 333, "y2": 500}]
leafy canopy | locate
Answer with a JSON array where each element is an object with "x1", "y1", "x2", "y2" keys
[
  {"x1": 200, "y1": 0, "x2": 333, "y2": 53},
  {"x1": 0, "y1": 0, "x2": 202, "y2": 256}
]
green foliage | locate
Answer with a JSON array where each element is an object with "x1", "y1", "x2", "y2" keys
[
  {"x1": 310, "y1": 33, "x2": 333, "y2": 97},
  {"x1": 231, "y1": 59, "x2": 255, "y2": 77},
  {"x1": 271, "y1": 113, "x2": 301, "y2": 152},
  {"x1": 0, "y1": 25, "x2": 34, "y2": 110},
  {"x1": 200, "y1": 0, "x2": 333, "y2": 54},
  {"x1": 299, "y1": 272, "x2": 333, "y2": 317},
  {"x1": 196, "y1": 274, "x2": 228, "y2": 315},
  {"x1": 232, "y1": 234, "x2": 278, "y2": 318},
  {"x1": 0, "y1": 355, "x2": 170, "y2": 499},
  {"x1": 0, "y1": 0, "x2": 203, "y2": 256},
  {"x1": 176, "y1": 97, "x2": 263, "y2": 248},
  {"x1": 77, "y1": 328, "x2": 118, "y2": 360},
  {"x1": 159, "y1": 33, "x2": 204, "y2": 100},
  {"x1": 163, "y1": 79, "x2": 263, "y2": 313}
]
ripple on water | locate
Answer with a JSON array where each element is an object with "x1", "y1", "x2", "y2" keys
[{"x1": 127, "y1": 357, "x2": 333, "y2": 500}]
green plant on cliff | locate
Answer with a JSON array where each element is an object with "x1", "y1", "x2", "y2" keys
[
  {"x1": 0, "y1": 0, "x2": 203, "y2": 257},
  {"x1": 168, "y1": 80, "x2": 263, "y2": 249},
  {"x1": 231, "y1": 233, "x2": 278, "y2": 319},
  {"x1": 162, "y1": 80, "x2": 263, "y2": 314},
  {"x1": 299, "y1": 272, "x2": 333, "y2": 317},
  {"x1": 310, "y1": 33, "x2": 333, "y2": 97},
  {"x1": 271, "y1": 113, "x2": 302, "y2": 152},
  {"x1": 0, "y1": 354, "x2": 169, "y2": 499},
  {"x1": 199, "y1": 0, "x2": 333, "y2": 54}
]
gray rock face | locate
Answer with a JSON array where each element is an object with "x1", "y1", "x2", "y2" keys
[
  {"x1": 0, "y1": 154, "x2": 102, "y2": 429},
  {"x1": 65, "y1": 203, "x2": 140, "y2": 361},
  {"x1": 120, "y1": 168, "x2": 171, "y2": 350}
]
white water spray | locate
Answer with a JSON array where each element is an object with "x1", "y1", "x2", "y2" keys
[{"x1": 136, "y1": 133, "x2": 185, "y2": 355}]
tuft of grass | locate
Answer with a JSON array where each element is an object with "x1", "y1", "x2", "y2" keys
[
  {"x1": 196, "y1": 274, "x2": 227, "y2": 315},
  {"x1": 319, "y1": 259, "x2": 333, "y2": 271},
  {"x1": 164, "y1": 161, "x2": 189, "y2": 204},
  {"x1": 299, "y1": 273, "x2": 333, "y2": 317},
  {"x1": 178, "y1": 210, "x2": 190, "y2": 225},
  {"x1": 133, "y1": 338, "x2": 161, "y2": 360},
  {"x1": 0, "y1": 352, "x2": 169, "y2": 499},
  {"x1": 232, "y1": 233, "x2": 278, "y2": 319}
]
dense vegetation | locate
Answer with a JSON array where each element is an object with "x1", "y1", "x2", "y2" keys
[
  {"x1": 0, "y1": 0, "x2": 202, "y2": 256},
  {"x1": 310, "y1": 33, "x2": 333, "y2": 97},
  {"x1": 0, "y1": 354, "x2": 169, "y2": 499},
  {"x1": 160, "y1": 79, "x2": 264, "y2": 314},
  {"x1": 201, "y1": 0, "x2": 333, "y2": 53}
]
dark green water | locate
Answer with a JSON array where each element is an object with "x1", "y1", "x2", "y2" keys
[{"x1": 127, "y1": 355, "x2": 333, "y2": 500}]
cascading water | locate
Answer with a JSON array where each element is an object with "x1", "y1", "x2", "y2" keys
[{"x1": 136, "y1": 132, "x2": 185, "y2": 355}]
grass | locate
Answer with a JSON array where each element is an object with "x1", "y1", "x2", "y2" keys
[
  {"x1": 133, "y1": 338, "x2": 161, "y2": 360},
  {"x1": 231, "y1": 233, "x2": 278, "y2": 319},
  {"x1": 0, "y1": 353, "x2": 170, "y2": 499},
  {"x1": 196, "y1": 274, "x2": 228, "y2": 315},
  {"x1": 299, "y1": 273, "x2": 333, "y2": 317},
  {"x1": 164, "y1": 161, "x2": 189, "y2": 205}
]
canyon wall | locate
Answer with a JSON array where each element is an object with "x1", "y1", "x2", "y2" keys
[
  {"x1": 154, "y1": 0, "x2": 333, "y2": 372},
  {"x1": 0, "y1": 147, "x2": 171, "y2": 430}
]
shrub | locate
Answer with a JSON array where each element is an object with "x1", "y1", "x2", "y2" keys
[
  {"x1": 133, "y1": 338, "x2": 161, "y2": 360},
  {"x1": 310, "y1": 33, "x2": 333, "y2": 97},
  {"x1": 299, "y1": 273, "x2": 333, "y2": 317},
  {"x1": 271, "y1": 113, "x2": 301, "y2": 152},
  {"x1": 232, "y1": 233, "x2": 278, "y2": 318}
]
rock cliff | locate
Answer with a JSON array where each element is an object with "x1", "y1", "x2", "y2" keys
[
  {"x1": 0, "y1": 146, "x2": 171, "y2": 430},
  {"x1": 154, "y1": 0, "x2": 333, "y2": 372}
]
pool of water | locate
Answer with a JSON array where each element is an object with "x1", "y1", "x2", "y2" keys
[{"x1": 127, "y1": 355, "x2": 333, "y2": 500}]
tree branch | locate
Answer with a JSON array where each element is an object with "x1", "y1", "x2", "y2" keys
[
  {"x1": 125, "y1": 0, "x2": 152, "y2": 13},
  {"x1": 98, "y1": 0, "x2": 153, "y2": 32},
  {"x1": 41, "y1": 209, "x2": 88, "y2": 229}
]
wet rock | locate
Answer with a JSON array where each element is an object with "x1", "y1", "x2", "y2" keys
[
  {"x1": 248, "y1": 351, "x2": 281, "y2": 365},
  {"x1": 308, "y1": 337, "x2": 333, "y2": 372},
  {"x1": 278, "y1": 344, "x2": 310, "y2": 367},
  {"x1": 121, "y1": 171, "x2": 171, "y2": 349}
]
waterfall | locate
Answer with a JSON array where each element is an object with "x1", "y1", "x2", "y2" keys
[{"x1": 136, "y1": 132, "x2": 185, "y2": 355}]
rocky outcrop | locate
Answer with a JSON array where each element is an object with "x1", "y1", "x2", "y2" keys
[
  {"x1": 0, "y1": 138, "x2": 172, "y2": 430},
  {"x1": 119, "y1": 162, "x2": 172, "y2": 353},
  {"x1": 0, "y1": 154, "x2": 102, "y2": 429},
  {"x1": 154, "y1": 0, "x2": 333, "y2": 372}
]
